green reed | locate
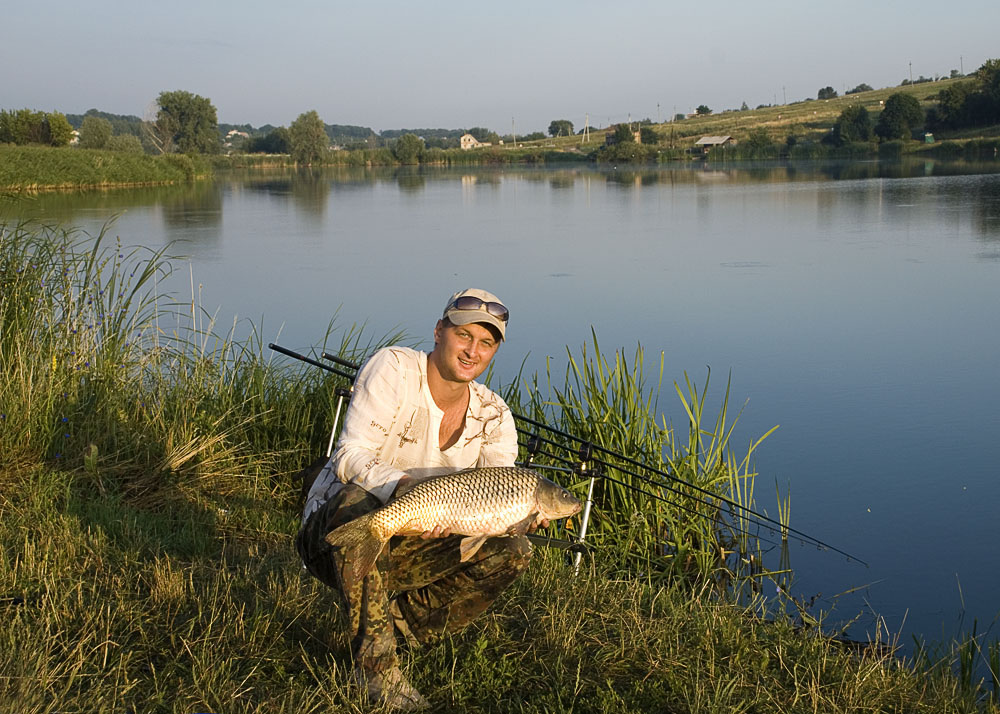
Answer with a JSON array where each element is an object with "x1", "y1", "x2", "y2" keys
[
  {"x1": 0, "y1": 217, "x2": 402, "y2": 504},
  {"x1": 505, "y1": 331, "x2": 779, "y2": 588},
  {"x1": 0, "y1": 145, "x2": 208, "y2": 190}
]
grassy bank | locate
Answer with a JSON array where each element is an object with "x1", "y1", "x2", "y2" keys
[
  {"x1": 2, "y1": 221, "x2": 999, "y2": 712},
  {"x1": 0, "y1": 145, "x2": 214, "y2": 191}
]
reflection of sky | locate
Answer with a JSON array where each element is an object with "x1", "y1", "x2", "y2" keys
[{"x1": 6, "y1": 163, "x2": 1000, "y2": 648}]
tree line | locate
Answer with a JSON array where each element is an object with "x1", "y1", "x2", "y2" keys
[
  {"x1": 5, "y1": 61, "x2": 999, "y2": 164},
  {"x1": 825, "y1": 59, "x2": 1000, "y2": 147}
]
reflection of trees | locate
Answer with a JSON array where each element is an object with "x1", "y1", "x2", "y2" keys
[
  {"x1": 160, "y1": 182, "x2": 223, "y2": 230},
  {"x1": 394, "y1": 167, "x2": 425, "y2": 193},
  {"x1": 288, "y1": 168, "x2": 331, "y2": 216},
  {"x1": 549, "y1": 174, "x2": 575, "y2": 190},
  {"x1": 5, "y1": 185, "x2": 166, "y2": 221},
  {"x1": 970, "y1": 175, "x2": 1000, "y2": 241}
]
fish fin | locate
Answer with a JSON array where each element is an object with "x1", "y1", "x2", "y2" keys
[
  {"x1": 324, "y1": 513, "x2": 385, "y2": 581},
  {"x1": 506, "y1": 512, "x2": 538, "y2": 537},
  {"x1": 459, "y1": 534, "x2": 490, "y2": 562}
]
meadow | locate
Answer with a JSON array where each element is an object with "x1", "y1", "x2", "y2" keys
[{"x1": 2, "y1": 218, "x2": 999, "y2": 712}]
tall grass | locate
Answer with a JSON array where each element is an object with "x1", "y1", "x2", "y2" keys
[
  {"x1": 0, "y1": 145, "x2": 212, "y2": 190},
  {"x1": 0, "y1": 218, "x2": 398, "y2": 503},
  {"x1": 3, "y1": 220, "x2": 999, "y2": 712},
  {"x1": 504, "y1": 335, "x2": 780, "y2": 589}
]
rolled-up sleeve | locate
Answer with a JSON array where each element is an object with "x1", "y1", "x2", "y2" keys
[{"x1": 331, "y1": 349, "x2": 410, "y2": 503}]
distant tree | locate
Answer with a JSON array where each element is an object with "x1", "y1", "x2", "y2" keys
[
  {"x1": 744, "y1": 128, "x2": 774, "y2": 156},
  {"x1": 548, "y1": 119, "x2": 574, "y2": 137},
  {"x1": 673, "y1": 113, "x2": 686, "y2": 122},
  {"x1": 976, "y1": 58, "x2": 1000, "y2": 105},
  {"x1": 740, "y1": 101, "x2": 749, "y2": 111},
  {"x1": 467, "y1": 127, "x2": 500, "y2": 144},
  {"x1": 827, "y1": 105, "x2": 874, "y2": 145},
  {"x1": 106, "y1": 134, "x2": 145, "y2": 153},
  {"x1": 0, "y1": 109, "x2": 46, "y2": 144},
  {"x1": 950, "y1": 69, "x2": 962, "y2": 78},
  {"x1": 695, "y1": 105, "x2": 712, "y2": 115},
  {"x1": 927, "y1": 58, "x2": 1000, "y2": 129},
  {"x1": 290, "y1": 111, "x2": 329, "y2": 164},
  {"x1": 639, "y1": 127, "x2": 659, "y2": 145},
  {"x1": 45, "y1": 112, "x2": 74, "y2": 147},
  {"x1": 246, "y1": 127, "x2": 292, "y2": 154},
  {"x1": 875, "y1": 93, "x2": 924, "y2": 140},
  {"x1": 392, "y1": 133, "x2": 424, "y2": 164},
  {"x1": 521, "y1": 131, "x2": 546, "y2": 141},
  {"x1": 155, "y1": 90, "x2": 220, "y2": 154},
  {"x1": 847, "y1": 83, "x2": 873, "y2": 95},
  {"x1": 817, "y1": 86, "x2": 838, "y2": 100},
  {"x1": 79, "y1": 116, "x2": 113, "y2": 149},
  {"x1": 612, "y1": 123, "x2": 635, "y2": 144}
]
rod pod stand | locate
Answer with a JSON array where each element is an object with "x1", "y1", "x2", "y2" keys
[{"x1": 573, "y1": 442, "x2": 601, "y2": 575}]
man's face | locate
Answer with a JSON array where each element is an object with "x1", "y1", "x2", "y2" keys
[{"x1": 431, "y1": 320, "x2": 501, "y2": 383}]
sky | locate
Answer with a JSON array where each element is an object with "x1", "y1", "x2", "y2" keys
[{"x1": 3, "y1": 0, "x2": 998, "y2": 135}]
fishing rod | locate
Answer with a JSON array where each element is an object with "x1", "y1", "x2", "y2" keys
[
  {"x1": 521, "y1": 440, "x2": 797, "y2": 556},
  {"x1": 515, "y1": 413, "x2": 867, "y2": 565},
  {"x1": 269, "y1": 343, "x2": 867, "y2": 566},
  {"x1": 515, "y1": 429, "x2": 858, "y2": 563}
]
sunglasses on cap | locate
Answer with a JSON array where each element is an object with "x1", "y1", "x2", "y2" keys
[{"x1": 448, "y1": 296, "x2": 509, "y2": 323}]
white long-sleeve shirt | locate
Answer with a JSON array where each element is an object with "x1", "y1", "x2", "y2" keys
[{"x1": 302, "y1": 346, "x2": 518, "y2": 522}]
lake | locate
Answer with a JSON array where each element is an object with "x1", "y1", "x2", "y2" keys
[{"x1": 7, "y1": 158, "x2": 1000, "y2": 649}]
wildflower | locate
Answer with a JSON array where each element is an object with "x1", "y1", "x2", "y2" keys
[{"x1": 61, "y1": 417, "x2": 68, "y2": 423}]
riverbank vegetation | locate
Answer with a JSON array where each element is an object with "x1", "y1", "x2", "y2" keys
[
  {"x1": 4, "y1": 60, "x2": 1000, "y2": 190},
  {"x1": 3, "y1": 219, "x2": 999, "y2": 711},
  {"x1": 0, "y1": 145, "x2": 213, "y2": 191}
]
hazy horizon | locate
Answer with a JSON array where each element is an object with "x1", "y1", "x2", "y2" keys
[{"x1": 3, "y1": 0, "x2": 997, "y2": 136}]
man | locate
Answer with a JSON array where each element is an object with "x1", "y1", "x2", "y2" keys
[{"x1": 297, "y1": 288, "x2": 531, "y2": 711}]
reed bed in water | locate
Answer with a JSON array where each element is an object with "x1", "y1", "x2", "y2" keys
[
  {"x1": 0, "y1": 146, "x2": 212, "y2": 190},
  {"x1": 2, "y1": 219, "x2": 999, "y2": 711}
]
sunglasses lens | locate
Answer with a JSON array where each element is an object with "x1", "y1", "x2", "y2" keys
[
  {"x1": 451, "y1": 296, "x2": 509, "y2": 322},
  {"x1": 485, "y1": 302, "x2": 509, "y2": 321},
  {"x1": 453, "y1": 296, "x2": 484, "y2": 311}
]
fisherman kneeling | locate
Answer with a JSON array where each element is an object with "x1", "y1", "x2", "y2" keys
[{"x1": 297, "y1": 289, "x2": 546, "y2": 711}]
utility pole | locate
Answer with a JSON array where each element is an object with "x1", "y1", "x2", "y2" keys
[
  {"x1": 583, "y1": 113, "x2": 590, "y2": 143},
  {"x1": 961, "y1": 56, "x2": 964, "y2": 75},
  {"x1": 909, "y1": 61, "x2": 913, "y2": 84},
  {"x1": 657, "y1": 103, "x2": 660, "y2": 124},
  {"x1": 511, "y1": 117, "x2": 516, "y2": 147},
  {"x1": 782, "y1": 86, "x2": 786, "y2": 104}
]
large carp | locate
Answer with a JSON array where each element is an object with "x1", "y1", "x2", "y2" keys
[{"x1": 323, "y1": 466, "x2": 582, "y2": 580}]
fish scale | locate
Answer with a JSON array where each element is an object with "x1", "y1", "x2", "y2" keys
[{"x1": 325, "y1": 466, "x2": 582, "y2": 582}]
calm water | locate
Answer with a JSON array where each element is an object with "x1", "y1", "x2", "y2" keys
[{"x1": 7, "y1": 159, "x2": 1000, "y2": 647}]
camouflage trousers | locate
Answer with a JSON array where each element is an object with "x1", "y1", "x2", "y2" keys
[{"x1": 296, "y1": 483, "x2": 532, "y2": 675}]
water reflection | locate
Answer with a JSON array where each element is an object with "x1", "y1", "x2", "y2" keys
[
  {"x1": 394, "y1": 167, "x2": 425, "y2": 193},
  {"x1": 160, "y1": 182, "x2": 222, "y2": 231}
]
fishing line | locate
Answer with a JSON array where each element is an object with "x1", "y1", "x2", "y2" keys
[
  {"x1": 518, "y1": 436, "x2": 815, "y2": 557},
  {"x1": 517, "y1": 414, "x2": 866, "y2": 565},
  {"x1": 516, "y1": 423, "x2": 841, "y2": 556}
]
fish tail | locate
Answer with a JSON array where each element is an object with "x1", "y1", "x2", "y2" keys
[{"x1": 323, "y1": 512, "x2": 386, "y2": 581}]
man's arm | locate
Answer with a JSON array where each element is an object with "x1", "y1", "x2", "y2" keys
[{"x1": 331, "y1": 349, "x2": 411, "y2": 504}]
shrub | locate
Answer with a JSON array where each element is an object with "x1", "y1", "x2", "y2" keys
[{"x1": 106, "y1": 134, "x2": 145, "y2": 154}]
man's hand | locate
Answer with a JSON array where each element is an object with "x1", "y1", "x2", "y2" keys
[
  {"x1": 419, "y1": 525, "x2": 453, "y2": 539},
  {"x1": 529, "y1": 517, "x2": 551, "y2": 533}
]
